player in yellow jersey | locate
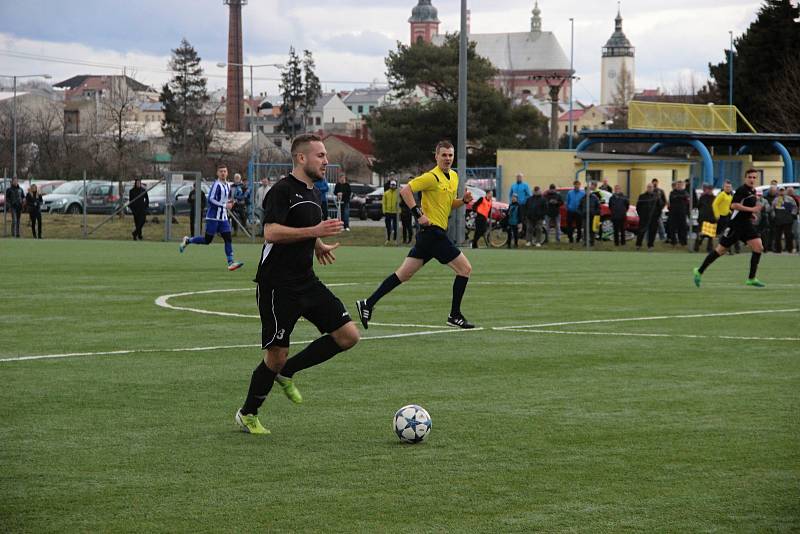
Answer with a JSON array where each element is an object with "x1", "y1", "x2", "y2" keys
[{"x1": 356, "y1": 140, "x2": 476, "y2": 329}]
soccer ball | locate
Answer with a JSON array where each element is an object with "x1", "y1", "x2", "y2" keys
[{"x1": 393, "y1": 404, "x2": 432, "y2": 443}]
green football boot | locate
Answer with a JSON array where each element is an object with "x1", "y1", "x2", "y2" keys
[
  {"x1": 692, "y1": 267, "x2": 702, "y2": 288},
  {"x1": 235, "y1": 410, "x2": 270, "y2": 435},
  {"x1": 745, "y1": 278, "x2": 765, "y2": 288},
  {"x1": 276, "y1": 375, "x2": 303, "y2": 404}
]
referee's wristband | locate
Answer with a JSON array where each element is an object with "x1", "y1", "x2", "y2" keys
[{"x1": 411, "y1": 206, "x2": 423, "y2": 219}]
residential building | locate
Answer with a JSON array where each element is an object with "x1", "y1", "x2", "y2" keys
[
  {"x1": 306, "y1": 93, "x2": 357, "y2": 130},
  {"x1": 322, "y1": 133, "x2": 375, "y2": 183},
  {"x1": 342, "y1": 87, "x2": 391, "y2": 118}
]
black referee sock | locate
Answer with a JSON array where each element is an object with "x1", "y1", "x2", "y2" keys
[
  {"x1": 280, "y1": 335, "x2": 342, "y2": 378},
  {"x1": 749, "y1": 252, "x2": 761, "y2": 279},
  {"x1": 241, "y1": 360, "x2": 277, "y2": 415},
  {"x1": 451, "y1": 275, "x2": 469, "y2": 316},
  {"x1": 698, "y1": 250, "x2": 720, "y2": 274},
  {"x1": 366, "y1": 273, "x2": 402, "y2": 308}
]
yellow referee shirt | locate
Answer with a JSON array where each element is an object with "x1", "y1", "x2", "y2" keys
[
  {"x1": 408, "y1": 166, "x2": 459, "y2": 230},
  {"x1": 712, "y1": 190, "x2": 732, "y2": 219}
]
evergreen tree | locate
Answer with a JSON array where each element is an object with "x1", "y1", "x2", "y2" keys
[
  {"x1": 302, "y1": 49, "x2": 322, "y2": 130},
  {"x1": 278, "y1": 47, "x2": 303, "y2": 138},
  {"x1": 707, "y1": 0, "x2": 800, "y2": 131},
  {"x1": 159, "y1": 38, "x2": 212, "y2": 163}
]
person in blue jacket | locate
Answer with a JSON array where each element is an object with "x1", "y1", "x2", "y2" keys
[
  {"x1": 506, "y1": 194, "x2": 521, "y2": 248},
  {"x1": 565, "y1": 180, "x2": 585, "y2": 243},
  {"x1": 509, "y1": 173, "x2": 531, "y2": 236},
  {"x1": 313, "y1": 177, "x2": 330, "y2": 220}
]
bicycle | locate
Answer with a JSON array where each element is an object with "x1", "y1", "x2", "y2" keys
[{"x1": 465, "y1": 210, "x2": 509, "y2": 248}]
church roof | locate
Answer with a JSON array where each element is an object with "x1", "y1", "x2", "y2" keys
[
  {"x1": 603, "y1": 10, "x2": 634, "y2": 57},
  {"x1": 409, "y1": 0, "x2": 439, "y2": 23},
  {"x1": 434, "y1": 31, "x2": 570, "y2": 72}
]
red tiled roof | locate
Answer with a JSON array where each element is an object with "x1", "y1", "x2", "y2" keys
[
  {"x1": 325, "y1": 134, "x2": 374, "y2": 156},
  {"x1": 558, "y1": 109, "x2": 586, "y2": 121}
]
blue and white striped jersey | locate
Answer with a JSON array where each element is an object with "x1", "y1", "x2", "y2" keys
[{"x1": 206, "y1": 179, "x2": 231, "y2": 221}]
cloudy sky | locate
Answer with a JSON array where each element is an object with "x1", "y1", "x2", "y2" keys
[{"x1": 0, "y1": 0, "x2": 762, "y2": 103}]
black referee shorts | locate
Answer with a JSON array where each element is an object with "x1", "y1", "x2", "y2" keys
[
  {"x1": 408, "y1": 226, "x2": 462, "y2": 264},
  {"x1": 257, "y1": 280, "x2": 351, "y2": 349},
  {"x1": 719, "y1": 221, "x2": 759, "y2": 248}
]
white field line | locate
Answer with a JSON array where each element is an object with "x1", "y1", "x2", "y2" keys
[
  {"x1": 507, "y1": 329, "x2": 800, "y2": 342},
  {"x1": 0, "y1": 327, "x2": 483, "y2": 363},
  {"x1": 493, "y1": 308, "x2": 800, "y2": 331}
]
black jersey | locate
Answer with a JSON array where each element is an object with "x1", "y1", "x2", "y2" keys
[
  {"x1": 729, "y1": 184, "x2": 757, "y2": 225},
  {"x1": 256, "y1": 174, "x2": 323, "y2": 286}
]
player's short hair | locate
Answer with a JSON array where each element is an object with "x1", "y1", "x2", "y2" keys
[
  {"x1": 216, "y1": 162, "x2": 227, "y2": 170},
  {"x1": 435, "y1": 140, "x2": 454, "y2": 153},
  {"x1": 291, "y1": 134, "x2": 323, "y2": 159},
  {"x1": 745, "y1": 168, "x2": 759, "y2": 176}
]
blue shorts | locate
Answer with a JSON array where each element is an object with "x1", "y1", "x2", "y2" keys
[
  {"x1": 205, "y1": 219, "x2": 232, "y2": 235},
  {"x1": 408, "y1": 226, "x2": 462, "y2": 264}
]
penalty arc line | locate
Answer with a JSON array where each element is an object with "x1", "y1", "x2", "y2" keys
[{"x1": 0, "y1": 327, "x2": 483, "y2": 363}]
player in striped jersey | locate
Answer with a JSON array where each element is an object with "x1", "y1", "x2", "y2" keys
[{"x1": 179, "y1": 163, "x2": 244, "y2": 271}]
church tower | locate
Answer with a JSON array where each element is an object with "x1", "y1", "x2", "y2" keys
[
  {"x1": 409, "y1": 0, "x2": 440, "y2": 45},
  {"x1": 531, "y1": 1, "x2": 542, "y2": 33},
  {"x1": 600, "y1": 5, "x2": 635, "y2": 106}
]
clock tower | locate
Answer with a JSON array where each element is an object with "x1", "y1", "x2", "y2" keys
[{"x1": 600, "y1": 5, "x2": 635, "y2": 106}]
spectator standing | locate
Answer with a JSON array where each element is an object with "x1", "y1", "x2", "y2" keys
[
  {"x1": 543, "y1": 184, "x2": 563, "y2": 243},
  {"x1": 471, "y1": 189, "x2": 493, "y2": 249},
  {"x1": 694, "y1": 184, "x2": 717, "y2": 253},
  {"x1": 525, "y1": 186, "x2": 546, "y2": 247},
  {"x1": 509, "y1": 173, "x2": 531, "y2": 236},
  {"x1": 188, "y1": 183, "x2": 207, "y2": 234},
  {"x1": 588, "y1": 182, "x2": 604, "y2": 241},
  {"x1": 754, "y1": 193, "x2": 771, "y2": 249},
  {"x1": 713, "y1": 181, "x2": 737, "y2": 253},
  {"x1": 652, "y1": 179, "x2": 668, "y2": 241},
  {"x1": 763, "y1": 181, "x2": 779, "y2": 249},
  {"x1": 254, "y1": 177, "x2": 270, "y2": 225},
  {"x1": 506, "y1": 194, "x2": 521, "y2": 248},
  {"x1": 232, "y1": 179, "x2": 250, "y2": 236},
  {"x1": 635, "y1": 183, "x2": 660, "y2": 250},
  {"x1": 668, "y1": 180, "x2": 690, "y2": 246},
  {"x1": 599, "y1": 178, "x2": 613, "y2": 193},
  {"x1": 771, "y1": 187, "x2": 797, "y2": 253},
  {"x1": 565, "y1": 181, "x2": 585, "y2": 243},
  {"x1": 313, "y1": 176, "x2": 330, "y2": 220},
  {"x1": 382, "y1": 179, "x2": 399, "y2": 244},
  {"x1": 24, "y1": 183, "x2": 44, "y2": 239},
  {"x1": 5, "y1": 177, "x2": 24, "y2": 238},
  {"x1": 128, "y1": 178, "x2": 149, "y2": 240},
  {"x1": 608, "y1": 184, "x2": 629, "y2": 246},
  {"x1": 399, "y1": 190, "x2": 414, "y2": 244},
  {"x1": 333, "y1": 174, "x2": 352, "y2": 231},
  {"x1": 788, "y1": 186, "x2": 800, "y2": 253}
]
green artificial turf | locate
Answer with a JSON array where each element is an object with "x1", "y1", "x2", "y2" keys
[{"x1": 1, "y1": 239, "x2": 798, "y2": 533}]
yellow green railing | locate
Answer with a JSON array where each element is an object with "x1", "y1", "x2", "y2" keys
[{"x1": 627, "y1": 101, "x2": 756, "y2": 133}]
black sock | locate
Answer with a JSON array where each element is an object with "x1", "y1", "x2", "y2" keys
[
  {"x1": 749, "y1": 252, "x2": 761, "y2": 279},
  {"x1": 451, "y1": 275, "x2": 469, "y2": 316},
  {"x1": 241, "y1": 361, "x2": 277, "y2": 415},
  {"x1": 366, "y1": 273, "x2": 401, "y2": 308},
  {"x1": 698, "y1": 250, "x2": 720, "y2": 274},
  {"x1": 280, "y1": 335, "x2": 343, "y2": 378}
]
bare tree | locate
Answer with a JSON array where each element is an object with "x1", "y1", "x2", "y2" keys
[{"x1": 610, "y1": 63, "x2": 635, "y2": 127}]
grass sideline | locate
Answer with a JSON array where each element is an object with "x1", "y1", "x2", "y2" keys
[{"x1": 1, "y1": 239, "x2": 798, "y2": 532}]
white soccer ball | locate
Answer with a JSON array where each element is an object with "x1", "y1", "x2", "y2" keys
[{"x1": 393, "y1": 404, "x2": 432, "y2": 444}]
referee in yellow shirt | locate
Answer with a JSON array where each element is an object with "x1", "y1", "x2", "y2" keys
[
  {"x1": 356, "y1": 140, "x2": 476, "y2": 329},
  {"x1": 713, "y1": 180, "x2": 739, "y2": 252}
]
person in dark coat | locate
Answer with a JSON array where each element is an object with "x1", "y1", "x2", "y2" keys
[
  {"x1": 24, "y1": 183, "x2": 44, "y2": 239},
  {"x1": 129, "y1": 178, "x2": 149, "y2": 240},
  {"x1": 635, "y1": 183, "x2": 660, "y2": 250},
  {"x1": 188, "y1": 183, "x2": 207, "y2": 235},
  {"x1": 525, "y1": 186, "x2": 547, "y2": 246},
  {"x1": 608, "y1": 184, "x2": 629, "y2": 246},
  {"x1": 694, "y1": 184, "x2": 716, "y2": 253},
  {"x1": 543, "y1": 184, "x2": 563, "y2": 243},
  {"x1": 577, "y1": 187, "x2": 601, "y2": 246},
  {"x1": 667, "y1": 180, "x2": 690, "y2": 246},
  {"x1": 5, "y1": 177, "x2": 24, "y2": 238}
]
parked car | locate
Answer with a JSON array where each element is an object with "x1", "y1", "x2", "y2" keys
[
  {"x1": 85, "y1": 182, "x2": 132, "y2": 214},
  {"x1": 173, "y1": 183, "x2": 211, "y2": 215},
  {"x1": 43, "y1": 181, "x2": 92, "y2": 214}
]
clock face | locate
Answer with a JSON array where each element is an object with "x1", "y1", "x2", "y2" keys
[{"x1": 608, "y1": 69, "x2": 617, "y2": 79}]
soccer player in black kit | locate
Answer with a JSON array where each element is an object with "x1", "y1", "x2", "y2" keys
[
  {"x1": 236, "y1": 134, "x2": 360, "y2": 435},
  {"x1": 693, "y1": 168, "x2": 766, "y2": 288}
]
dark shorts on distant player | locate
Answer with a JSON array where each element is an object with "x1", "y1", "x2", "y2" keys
[
  {"x1": 204, "y1": 219, "x2": 232, "y2": 235},
  {"x1": 719, "y1": 220, "x2": 759, "y2": 248},
  {"x1": 408, "y1": 226, "x2": 462, "y2": 264},
  {"x1": 257, "y1": 279, "x2": 351, "y2": 348}
]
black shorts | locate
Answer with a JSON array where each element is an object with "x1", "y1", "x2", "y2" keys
[
  {"x1": 719, "y1": 221, "x2": 759, "y2": 248},
  {"x1": 257, "y1": 279, "x2": 351, "y2": 349},
  {"x1": 408, "y1": 226, "x2": 462, "y2": 264}
]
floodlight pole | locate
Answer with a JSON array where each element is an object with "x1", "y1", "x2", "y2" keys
[
  {"x1": 568, "y1": 18, "x2": 575, "y2": 150},
  {"x1": 728, "y1": 30, "x2": 733, "y2": 107},
  {"x1": 454, "y1": 0, "x2": 468, "y2": 245}
]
